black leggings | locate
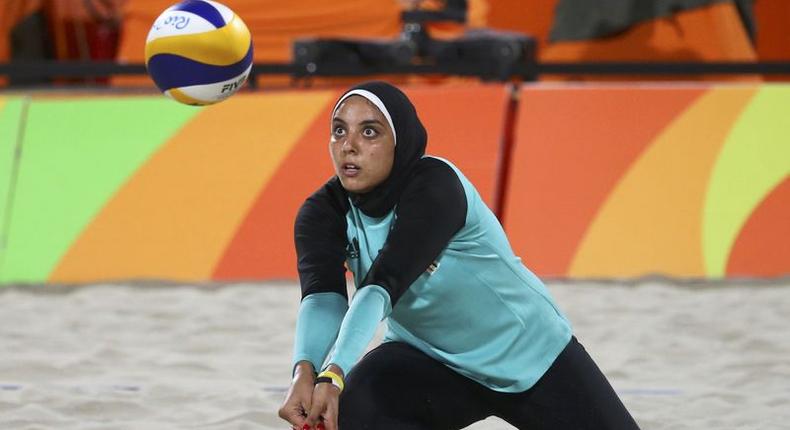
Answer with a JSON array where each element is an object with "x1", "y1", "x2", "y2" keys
[{"x1": 338, "y1": 337, "x2": 640, "y2": 430}]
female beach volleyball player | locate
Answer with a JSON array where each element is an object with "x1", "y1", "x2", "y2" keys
[{"x1": 278, "y1": 81, "x2": 640, "y2": 430}]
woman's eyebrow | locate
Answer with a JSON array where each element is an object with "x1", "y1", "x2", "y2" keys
[{"x1": 332, "y1": 117, "x2": 385, "y2": 127}]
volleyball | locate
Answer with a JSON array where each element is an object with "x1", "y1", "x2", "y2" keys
[{"x1": 144, "y1": 0, "x2": 253, "y2": 106}]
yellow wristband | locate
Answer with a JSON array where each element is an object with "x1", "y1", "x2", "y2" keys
[{"x1": 317, "y1": 370, "x2": 345, "y2": 392}]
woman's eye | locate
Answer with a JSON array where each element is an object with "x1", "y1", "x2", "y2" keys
[
  {"x1": 333, "y1": 126, "x2": 345, "y2": 136},
  {"x1": 362, "y1": 127, "x2": 378, "y2": 137}
]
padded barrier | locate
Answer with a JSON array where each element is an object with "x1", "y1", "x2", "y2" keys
[
  {"x1": 0, "y1": 83, "x2": 787, "y2": 284},
  {"x1": 504, "y1": 84, "x2": 790, "y2": 278}
]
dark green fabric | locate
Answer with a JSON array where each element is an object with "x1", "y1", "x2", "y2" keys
[{"x1": 549, "y1": 0, "x2": 755, "y2": 43}]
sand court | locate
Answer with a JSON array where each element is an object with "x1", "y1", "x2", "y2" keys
[{"x1": 1, "y1": 279, "x2": 788, "y2": 429}]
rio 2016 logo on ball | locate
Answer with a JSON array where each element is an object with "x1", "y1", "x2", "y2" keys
[{"x1": 145, "y1": 0, "x2": 253, "y2": 106}]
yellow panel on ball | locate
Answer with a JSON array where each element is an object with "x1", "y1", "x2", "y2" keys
[{"x1": 144, "y1": 0, "x2": 254, "y2": 106}]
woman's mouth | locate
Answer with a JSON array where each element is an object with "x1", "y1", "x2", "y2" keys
[{"x1": 342, "y1": 163, "x2": 360, "y2": 177}]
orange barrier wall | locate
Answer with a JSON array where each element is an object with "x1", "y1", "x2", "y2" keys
[
  {"x1": 0, "y1": 83, "x2": 787, "y2": 285},
  {"x1": 0, "y1": 84, "x2": 508, "y2": 284},
  {"x1": 505, "y1": 84, "x2": 789, "y2": 278}
]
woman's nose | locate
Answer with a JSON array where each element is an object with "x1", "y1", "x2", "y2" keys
[{"x1": 341, "y1": 135, "x2": 358, "y2": 153}]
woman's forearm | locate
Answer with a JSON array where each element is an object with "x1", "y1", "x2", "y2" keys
[
  {"x1": 325, "y1": 285, "x2": 391, "y2": 375},
  {"x1": 292, "y1": 292, "x2": 349, "y2": 373}
]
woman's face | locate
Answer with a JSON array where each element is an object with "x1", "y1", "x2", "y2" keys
[{"x1": 330, "y1": 96, "x2": 395, "y2": 194}]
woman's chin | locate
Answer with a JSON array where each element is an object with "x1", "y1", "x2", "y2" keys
[{"x1": 339, "y1": 178, "x2": 373, "y2": 194}]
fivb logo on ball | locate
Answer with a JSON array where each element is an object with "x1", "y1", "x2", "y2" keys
[{"x1": 145, "y1": 0, "x2": 253, "y2": 106}]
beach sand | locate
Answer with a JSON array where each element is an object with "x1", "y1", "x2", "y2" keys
[{"x1": 1, "y1": 279, "x2": 788, "y2": 429}]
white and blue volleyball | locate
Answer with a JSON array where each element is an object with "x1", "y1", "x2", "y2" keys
[{"x1": 145, "y1": 0, "x2": 253, "y2": 106}]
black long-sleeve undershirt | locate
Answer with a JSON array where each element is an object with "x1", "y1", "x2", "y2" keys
[{"x1": 294, "y1": 157, "x2": 467, "y2": 305}]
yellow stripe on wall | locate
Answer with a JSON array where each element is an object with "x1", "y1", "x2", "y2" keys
[
  {"x1": 51, "y1": 91, "x2": 334, "y2": 282},
  {"x1": 569, "y1": 87, "x2": 757, "y2": 278},
  {"x1": 144, "y1": 14, "x2": 251, "y2": 66}
]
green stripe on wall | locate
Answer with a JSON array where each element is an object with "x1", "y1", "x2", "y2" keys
[
  {"x1": 0, "y1": 97, "x2": 199, "y2": 284},
  {"x1": 0, "y1": 97, "x2": 26, "y2": 270},
  {"x1": 704, "y1": 85, "x2": 790, "y2": 276}
]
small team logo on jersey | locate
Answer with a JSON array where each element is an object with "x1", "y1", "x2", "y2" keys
[
  {"x1": 426, "y1": 260, "x2": 440, "y2": 275},
  {"x1": 346, "y1": 238, "x2": 360, "y2": 259}
]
